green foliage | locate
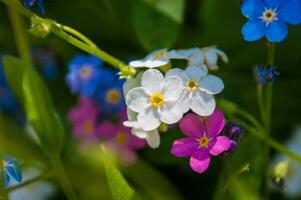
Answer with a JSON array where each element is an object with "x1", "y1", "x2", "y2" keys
[
  {"x1": 131, "y1": 0, "x2": 185, "y2": 50},
  {"x1": 102, "y1": 146, "x2": 135, "y2": 200},
  {"x1": 2, "y1": 55, "x2": 64, "y2": 157}
]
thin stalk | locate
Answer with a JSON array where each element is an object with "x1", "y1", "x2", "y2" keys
[
  {"x1": 51, "y1": 156, "x2": 77, "y2": 200},
  {"x1": 0, "y1": 158, "x2": 8, "y2": 200},
  {"x1": 7, "y1": 171, "x2": 54, "y2": 192}
]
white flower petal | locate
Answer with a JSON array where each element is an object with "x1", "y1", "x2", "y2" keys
[
  {"x1": 216, "y1": 49, "x2": 229, "y2": 63},
  {"x1": 145, "y1": 59, "x2": 169, "y2": 68},
  {"x1": 131, "y1": 128, "x2": 148, "y2": 138},
  {"x1": 199, "y1": 75, "x2": 224, "y2": 95},
  {"x1": 146, "y1": 130, "x2": 160, "y2": 148},
  {"x1": 123, "y1": 120, "x2": 140, "y2": 129},
  {"x1": 126, "y1": 87, "x2": 149, "y2": 112},
  {"x1": 185, "y1": 65, "x2": 208, "y2": 81},
  {"x1": 126, "y1": 108, "x2": 137, "y2": 121},
  {"x1": 166, "y1": 48, "x2": 199, "y2": 59},
  {"x1": 166, "y1": 68, "x2": 188, "y2": 81},
  {"x1": 141, "y1": 69, "x2": 164, "y2": 94},
  {"x1": 190, "y1": 91, "x2": 215, "y2": 116},
  {"x1": 123, "y1": 72, "x2": 142, "y2": 96},
  {"x1": 159, "y1": 102, "x2": 183, "y2": 124},
  {"x1": 189, "y1": 51, "x2": 205, "y2": 66},
  {"x1": 129, "y1": 60, "x2": 148, "y2": 68},
  {"x1": 162, "y1": 76, "x2": 184, "y2": 101},
  {"x1": 204, "y1": 49, "x2": 218, "y2": 68},
  {"x1": 178, "y1": 90, "x2": 190, "y2": 113},
  {"x1": 137, "y1": 108, "x2": 161, "y2": 131},
  {"x1": 129, "y1": 49, "x2": 169, "y2": 68}
]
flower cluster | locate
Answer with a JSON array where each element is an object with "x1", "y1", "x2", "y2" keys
[
  {"x1": 66, "y1": 55, "x2": 146, "y2": 165},
  {"x1": 123, "y1": 47, "x2": 234, "y2": 173},
  {"x1": 241, "y1": 0, "x2": 301, "y2": 42}
]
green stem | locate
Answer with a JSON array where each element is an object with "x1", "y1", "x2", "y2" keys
[
  {"x1": 7, "y1": 171, "x2": 54, "y2": 192},
  {"x1": 0, "y1": 0, "x2": 133, "y2": 75},
  {"x1": 51, "y1": 156, "x2": 77, "y2": 200},
  {"x1": 7, "y1": 4, "x2": 32, "y2": 66},
  {"x1": 0, "y1": 158, "x2": 8, "y2": 200}
]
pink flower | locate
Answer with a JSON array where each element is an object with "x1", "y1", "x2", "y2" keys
[
  {"x1": 171, "y1": 109, "x2": 232, "y2": 174},
  {"x1": 97, "y1": 110, "x2": 146, "y2": 165},
  {"x1": 68, "y1": 97, "x2": 100, "y2": 139}
]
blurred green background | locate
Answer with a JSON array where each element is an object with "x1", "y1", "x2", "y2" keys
[{"x1": 1, "y1": 0, "x2": 301, "y2": 199}]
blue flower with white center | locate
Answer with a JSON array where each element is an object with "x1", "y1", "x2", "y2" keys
[
  {"x1": 97, "y1": 69, "x2": 125, "y2": 117},
  {"x1": 24, "y1": 0, "x2": 45, "y2": 14},
  {"x1": 255, "y1": 65, "x2": 280, "y2": 84},
  {"x1": 1, "y1": 156, "x2": 22, "y2": 187},
  {"x1": 241, "y1": 0, "x2": 301, "y2": 42},
  {"x1": 66, "y1": 54, "x2": 110, "y2": 98}
]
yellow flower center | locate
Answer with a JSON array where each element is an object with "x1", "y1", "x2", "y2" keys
[
  {"x1": 106, "y1": 89, "x2": 121, "y2": 104},
  {"x1": 199, "y1": 135, "x2": 209, "y2": 147},
  {"x1": 80, "y1": 65, "x2": 92, "y2": 79},
  {"x1": 115, "y1": 132, "x2": 128, "y2": 145},
  {"x1": 149, "y1": 93, "x2": 164, "y2": 108},
  {"x1": 262, "y1": 9, "x2": 277, "y2": 24},
  {"x1": 186, "y1": 80, "x2": 198, "y2": 91},
  {"x1": 82, "y1": 121, "x2": 93, "y2": 134},
  {"x1": 155, "y1": 50, "x2": 167, "y2": 58}
]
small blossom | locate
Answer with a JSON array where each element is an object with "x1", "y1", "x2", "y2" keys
[
  {"x1": 200, "y1": 47, "x2": 229, "y2": 70},
  {"x1": 65, "y1": 54, "x2": 107, "y2": 98},
  {"x1": 97, "y1": 110, "x2": 146, "y2": 165},
  {"x1": 126, "y1": 69, "x2": 184, "y2": 131},
  {"x1": 129, "y1": 49, "x2": 169, "y2": 69},
  {"x1": 255, "y1": 65, "x2": 280, "y2": 84},
  {"x1": 241, "y1": 0, "x2": 301, "y2": 42},
  {"x1": 166, "y1": 66, "x2": 224, "y2": 116},
  {"x1": 68, "y1": 97, "x2": 100, "y2": 139},
  {"x1": 223, "y1": 122, "x2": 245, "y2": 152},
  {"x1": 171, "y1": 110, "x2": 232, "y2": 174},
  {"x1": 1, "y1": 156, "x2": 22, "y2": 187},
  {"x1": 24, "y1": 0, "x2": 45, "y2": 14}
]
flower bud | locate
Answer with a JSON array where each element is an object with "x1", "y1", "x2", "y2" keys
[{"x1": 29, "y1": 17, "x2": 51, "y2": 38}]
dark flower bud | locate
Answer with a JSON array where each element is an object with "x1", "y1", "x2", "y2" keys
[{"x1": 255, "y1": 65, "x2": 280, "y2": 84}]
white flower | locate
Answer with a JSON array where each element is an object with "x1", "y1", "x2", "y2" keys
[
  {"x1": 200, "y1": 46, "x2": 228, "y2": 70},
  {"x1": 129, "y1": 49, "x2": 169, "y2": 68},
  {"x1": 167, "y1": 48, "x2": 205, "y2": 67},
  {"x1": 126, "y1": 69, "x2": 184, "y2": 131},
  {"x1": 166, "y1": 66, "x2": 224, "y2": 116},
  {"x1": 123, "y1": 109, "x2": 160, "y2": 148}
]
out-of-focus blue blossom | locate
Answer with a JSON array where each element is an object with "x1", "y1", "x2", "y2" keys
[
  {"x1": 1, "y1": 156, "x2": 22, "y2": 187},
  {"x1": 241, "y1": 0, "x2": 301, "y2": 42},
  {"x1": 24, "y1": 0, "x2": 45, "y2": 14},
  {"x1": 0, "y1": 61, "x2": 20, "y2": 114},
  {"x1": 66, "y1": 54, "x2": 107, "y2": 98},
  {"x1": 32, "y1": 47, "x2": 59, "y2": 81},
  {"x1": 97, "y1": 72, "x2": 125, "y2": 117},
  {"x1": 255, "y1": 65, "x2": 280, "y2": 84}
]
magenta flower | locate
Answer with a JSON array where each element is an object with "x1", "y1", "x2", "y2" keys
[
  {"x1": 171, "y1": 109, "x2": 232, "y2": 174},
  {"x1": 68, "y1": 97, "x2": 100, "y2": 139},
  {"x1": 97, "y1": 109, "x2": 146, "y2": 165}
]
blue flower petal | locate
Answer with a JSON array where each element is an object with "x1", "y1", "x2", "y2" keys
[
  {"x1": 23, "y1": 0, "x2": 36, "y2": 7},
  {"x1": 242, "y1": 20, "x2": 266, "y2": 41},
  {"x1": 264, "y1": 0, "x2": 285, "y2": 7},
  {"x1": 241, "y1": 0, "x2": 265, "y2": 19},
  {"x1": 279, "y1": 0, "x2": 301, "y2": 25},
  {"x1": 265, "y1": 21, "x2": 288, "y2": 42},
  {"x1": 38, "y1": 0, "x2": 45, "y2": 14}
]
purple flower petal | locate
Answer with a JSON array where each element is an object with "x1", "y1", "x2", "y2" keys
[
  {"x1": 242, "y1": 20, "x2": 266, "y2": 42},
  {"x1": 189, "y1": 148, "x2": 211, "y2": 174},
  {"x1": 179, "y1": 113, "x2": 205, "y2": 138},
  {"x1": 279, "y1": 0, "x2": 301, "y2": 25},
  {"x1": 208, "y1": 136, "x2": 232, "y2": 156},
  {"x1": 241, "y1": 0, "x2": 265, "y2": 19},
  {"x1": 205, "y1": 109, "x2": 225, "y2": 138},
  {"x1": 171, "y1": 138, "x2": 199, "y2": 157},
  {"x1": 265, "y1": 21, "x2": 288, "y2": 42},
  {"x1": 96, "y1": 121, "x2": 117, "y2": 138}
]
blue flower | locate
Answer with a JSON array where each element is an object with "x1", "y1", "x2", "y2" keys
[
  {"x1": 66, "y1": 54, "x2": 111, "y2": 98},
  {"x1": 241, "y1": 0, "x2": 301, "y2": 42},
  {"x1": 97, "y1": 72, "x2": 125, "y2": 117},
  {"x1": 0, "y1": 61, "x2": 20, "y2": 113},
  {"x1": 1, "y1": 156, "x2": 22, "y2": 187},
  {"x1": 24, "y1": 0, "x2": 45, "y2": 14},
  {"x1": 255, "y1": 65, "x2": 280, "y2": 84}
]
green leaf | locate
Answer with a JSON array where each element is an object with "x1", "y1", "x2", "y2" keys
[
  {"x1": 102, "y1": 146, "x2": 135, "y2": 200},
  {"x1": 131, "y1": 0, "x2": 185, "y2": 51},
  {"x1": 2, "y1": 55, "x2": 64, "y2": 157}
]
